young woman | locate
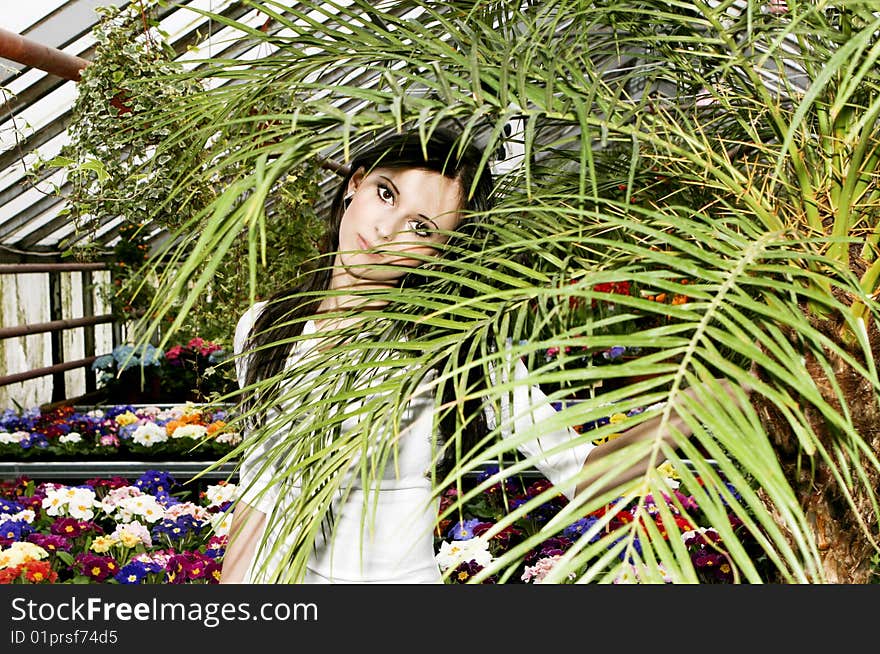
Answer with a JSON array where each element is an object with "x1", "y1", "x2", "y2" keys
[{"x1": 218, "y1": 127, "x2": 731, "y2": 584}]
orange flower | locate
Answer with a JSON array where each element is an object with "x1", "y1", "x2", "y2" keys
[
  {"x1": 206, "y1": 421, "x2": 226, "y2": 436},
  {"x1": 165, "y1": 420, "x2": 181, "y2": 436},
  {"x1": 24, "y1": 560, "x2": 57, "y2": 584}
]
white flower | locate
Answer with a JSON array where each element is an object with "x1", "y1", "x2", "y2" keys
[
  {"x1": 111, "y1": 494, "x2": 165, "y2": 524},
  {"x1": 435, "y1": 537, "x2": 493, "y2": 572},
  {"x1": 59, "y1": 431, "x2": 82, "y2": 444},
  {"x1": 165, "y1": 502, "x2": 209, "y2": 521},
  {"x1": 210, "y1": 511, "x2": 232, "y2": 538},
  {"x1": 100, "y1": 485, "x2": 142, "y2": 515},
  {"x1": 215, "y1": 431, "x2": 242, "y2": 445},
  {"x1": 125, "y1": 495, "x2": 165, "y2": 523},
  {"x1": 41, "y1": 488, "x2": 67, "y2": 516},
  {"x1": 65, "y1": 487, "x2": 98, "y2": 521},
  {"x1": 112, "y1": 521, "x2": 152, "y2": 548},
  {"x1": 1, "y1": 509, "x2": 35, "y2": 524},
  {"x1": 205, "y1": 483, "x2": 237, "y2": 508},
  {"x1": 170, "y1": 424, "x2": 207, "y2": 440},
  {"x1": 41, "y1": 486, "x2": 98, "y2": 520},
  {"x1": 0, "y1": 542, "x2": 48, "y2": 568},
  {"x1": 131, "y1": 422, "x2": 168, "y2": 446},
  {"x1": 0, "y1": 431, "x2": 27, "y2": 445}
]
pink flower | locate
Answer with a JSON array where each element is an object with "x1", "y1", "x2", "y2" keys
[
  {"x1": 99, "y1": 434, "x2": 120, "y2": 447},
  {"x1": 164, "y1": 345, "x2": 184, "y2": 363},
  {"x1": 521, "y1": 554, "x2": 564, "y2": 583}
]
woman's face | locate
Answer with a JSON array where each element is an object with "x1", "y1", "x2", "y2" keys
[{"x1": 332, "y1": 165, "x2": 465, "y2": 290}]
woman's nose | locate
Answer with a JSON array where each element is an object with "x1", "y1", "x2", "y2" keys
[{"x1": 374, "y1": 216, "x2": 398, "y2": 241}]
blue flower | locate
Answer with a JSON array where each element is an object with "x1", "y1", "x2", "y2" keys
[
  {"x1": 115, "y1": 561, "x2": 154, "y2": 584},
  {"x1": 602, "y1": 345, "x2": 626, "y2": 360},
  {"x1": 151, "y1": 515, "x2": 205, "y2": 542},
  {"x1": 614, "y1": 536, "x2": 642, "y2": 563},
  {"x1": 135, "y1": 470, "x2": 177, "y2": 495},
  {"x1": 0, "y1": 519, "x2": 32, "y2": 541},
  {"x1": 447, "y1": 518, "x2": 483, "y2": 541},
  {"x1": 563, "y1": 517, "x2": 599, "y2": 541},
  {"x1": 91, "y1": 354, "x2": 114, "y2": 371},
  {"x1": 0, "y1": 498, "x2": 24, "y2": 513},
  {"x1": 476, "y1": 465, "x2": 500, "y2": 483},
  {"x1": 20, "y1": 432, "x2": 48, "y2": 450},
  {"x1": 117, "y1": 423, "x2": 138, "y2": 440},
  {"x1": 105, "y1": 405, "x2": 135, "y2": 420}
]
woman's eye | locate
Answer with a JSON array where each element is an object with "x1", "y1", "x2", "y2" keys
[
  {"x1": 409, "y1": 220, "x2": 431, "y2": 238},
  {"x1": 377, "y1": 184, "x2": 395, "y2": 204}
]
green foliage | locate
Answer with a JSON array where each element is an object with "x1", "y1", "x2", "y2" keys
[
  {"x1": 116, "y1": 1, "x2": 880, "y2": 583},
  {"x1": 39, "y1": 2, "x2": 207, "y2": 241},
  {"x1": 29, "y1": 0, "x2": 326, "y2": 346}
]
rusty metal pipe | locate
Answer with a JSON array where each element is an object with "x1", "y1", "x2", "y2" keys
[
  {"x1": 0, "y1": 314, "x2": 115, "y2": 340},
  {"x1": 0, "y1": 26, "x2": 89, "y2": 81}
]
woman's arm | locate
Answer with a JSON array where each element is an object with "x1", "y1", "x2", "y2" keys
[
  {"x1": 574, "y1": 378, "x2": 750, "y2": 498},
  {"x1": 219, "y1": 500, "x2": 266, "y2": 584}
]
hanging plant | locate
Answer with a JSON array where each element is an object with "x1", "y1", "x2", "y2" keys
[
  {"x1": 33, "y1": 1, "x2": 208, "y2": 243},
  {"x1": 28, "y1": 0, "x2": 326, "y2": 345}
]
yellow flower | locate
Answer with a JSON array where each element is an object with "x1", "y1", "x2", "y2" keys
[
  {"x1": 656, "y1": 460, "x2": 680, "y2": 481},
  {"x1": 181, "y1": 402, "x2": 201, "y2": 418},
  {"x1": 0, "y1": 542, "x2": 48, "y2": 568},
  {"x1": 609, "y1": 412, "x2": 628, "y2": 424},
  {"x1": 118, "y1": 531, "x2": 141, "y2": 548},
  {"x1": 91, "y1": 535, "x2": 119, "y2": 553},
  {"x1": 115, "y1": 411, "x2": 138, "y2": 426}
]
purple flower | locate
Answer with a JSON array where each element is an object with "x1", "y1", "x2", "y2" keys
[
  {"x1": 602, "y1": 345, "x2": 626, "y2": 360},
  {"x1": 27, "y1": 533, "x2": 72, "y2": 553},
  {"x1": 448, "y1": 560, "x2": 496, "y2": 584},
  {"x1": 447, "y1": 518, "x2": 485, "y2": 541}
]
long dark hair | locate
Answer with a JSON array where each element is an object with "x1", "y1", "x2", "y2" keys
[{"x1": 242, "y1": 127, "x2": 495, "y2": 457}]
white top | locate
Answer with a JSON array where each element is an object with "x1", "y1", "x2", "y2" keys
[{"x1": 233, "y1": 302, "x2": 594, "y2": 583}]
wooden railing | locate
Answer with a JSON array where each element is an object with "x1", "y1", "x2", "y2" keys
[{"x1": 0, "y1": 262, "x2": 120, "y2": 405}]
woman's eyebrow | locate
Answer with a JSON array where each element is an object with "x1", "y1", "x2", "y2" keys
[{"x1": 379, "y1": 174, "x2": 437, "y2": 225}]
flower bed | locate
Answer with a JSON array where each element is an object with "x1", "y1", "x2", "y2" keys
[
  {"x1": 0, "y1": 403, "x2": 241, "y2": 460},
  {"x1": 434, "y1": 462, "x2": 769, "y2": 584},
  {"x1": 2, "y1": 463, "x2": 767, "y2": 584},
  {"x1": 0, "y1": 471, "x2": 232, "y2": 584}
]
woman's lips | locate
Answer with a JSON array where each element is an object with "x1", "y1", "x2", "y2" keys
[{"x1": 357, "y1": 234, "x2": 379, "y2": 253}]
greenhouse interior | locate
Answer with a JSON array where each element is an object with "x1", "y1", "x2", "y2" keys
[{"x1": 0, "y1": 0, "x2": 879, "y2": 586}]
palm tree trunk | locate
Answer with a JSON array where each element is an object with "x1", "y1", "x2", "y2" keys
[{"x1": 751, "y1": 294, "x2": 880, "y2": 583}]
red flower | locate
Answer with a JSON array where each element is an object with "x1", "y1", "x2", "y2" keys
[
  {"x1": 23, "y1": 560, "x2": 57, "y2": 584},
  {"x1": 592, "y1": 281, "x2": 631, "y2": 296}
]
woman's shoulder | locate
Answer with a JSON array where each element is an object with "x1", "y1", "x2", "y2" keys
[{"x1": 233, "y1": 301, "x2": 268, "y2": 355}]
